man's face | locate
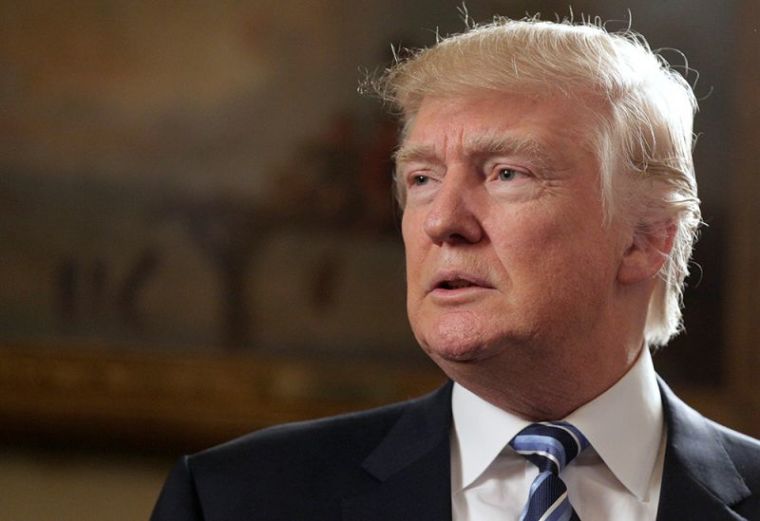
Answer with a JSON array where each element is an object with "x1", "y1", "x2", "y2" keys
[{"x1": 398, "y1": 93, "x2": 627, "y2": 374}]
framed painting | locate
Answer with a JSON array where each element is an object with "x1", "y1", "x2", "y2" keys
[
  {"x1": 0, "y1": 0, "x2": 451, "y2": 451},
  {"x1": 1, "y1": 0, "x2": 757, "y2": 452}
]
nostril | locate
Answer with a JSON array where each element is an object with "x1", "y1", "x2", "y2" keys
[{"x1": 445, "y1": 232, "x2": 473, "y2": 245}]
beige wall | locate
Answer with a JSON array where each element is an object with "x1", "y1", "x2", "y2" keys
[{"x1": 0, "y1": 447, "x2": 170, "y2": 521}]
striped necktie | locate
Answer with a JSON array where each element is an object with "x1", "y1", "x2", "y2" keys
[{"x1": 509, "y1": 421, "x2": 589, "y2": 521}]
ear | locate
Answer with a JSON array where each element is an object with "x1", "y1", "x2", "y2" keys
[{"x1": 617, "y1": 221, "x2": 676, "y2": 285}]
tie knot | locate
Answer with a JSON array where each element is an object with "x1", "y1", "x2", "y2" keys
[{"x1": 509, "y1": 421, "x2": 589, "y2": 474}]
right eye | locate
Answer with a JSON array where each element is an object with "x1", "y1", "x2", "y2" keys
[{"x1": 411, "y1": 175, "x2": 430, "y2": 186}]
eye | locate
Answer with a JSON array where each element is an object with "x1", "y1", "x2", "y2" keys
[
  {"x1": 498, "y1": 168, "x2": 520, "y2": 181},
  {"x1": 411, "y1": 174, "x2": 430, "y2": 186}
]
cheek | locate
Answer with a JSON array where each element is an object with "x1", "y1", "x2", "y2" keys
[
  {"x1": 401, "y1": 213, "x2": 425, "y2": 292},
  {"x1": 489, "y1": 209, "x2": 610, "y2": 292},
  {"x1": 488, "y1": 211, "x2": 563, "y2": 265},
  {"x1": 400, "y1": 210, "x2": 418, "y2": 252}
]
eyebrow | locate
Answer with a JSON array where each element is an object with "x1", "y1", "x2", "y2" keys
[
  {"x1": 393, "y1": 143, "x2": 437, "y2": 165},
  {"x1": 394, "y1": 133, "x2": 555, "y2": 171}
]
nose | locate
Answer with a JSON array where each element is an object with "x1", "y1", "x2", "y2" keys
[{"x1": 422, "y1": 170, "x2": 484, "y2": 245}]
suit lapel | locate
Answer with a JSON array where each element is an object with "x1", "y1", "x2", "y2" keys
[
  {"x1": 342, "y1": 377, "x2": 753, "y2": 521},
  {"x1": 342, "y1": 382, "x2": 453, "y2": 521},
  {"x1": 656, "y1": 379, "x2": 751, "y2": 521}
]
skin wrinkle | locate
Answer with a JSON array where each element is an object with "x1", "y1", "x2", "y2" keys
[
  {"x1": 394, "y1": 95, "x2": 586, "y2": 208},
  {"x1": 395, "y1": 133, "x2": 557, "y2": 173},
  {"x1": 401, "y1": 92, "x2": 665, "y2": 420},
  {"x1": 378, "y1": 21, "x2": 700, "y2": 349}
]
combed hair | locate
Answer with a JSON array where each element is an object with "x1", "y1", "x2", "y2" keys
[{"x1": 373, "y1": 16, "x2": 702, "y2": 348}]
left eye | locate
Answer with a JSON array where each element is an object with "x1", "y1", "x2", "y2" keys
[{"x1": 498, "y1": 168, "x2": 519, "y2": 181}]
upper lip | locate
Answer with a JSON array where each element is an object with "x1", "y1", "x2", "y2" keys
[{"x1": 428, "y1": 271, "x2": 494, "y2": 292}]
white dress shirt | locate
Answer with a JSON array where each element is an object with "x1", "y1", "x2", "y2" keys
[{"x1": 450, "y1": 348, "x2": 666, "y2": 521}]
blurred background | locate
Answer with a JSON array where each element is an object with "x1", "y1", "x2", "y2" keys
[{"x1": 1, "y1": 0, "x2": 758, "y2": 519}]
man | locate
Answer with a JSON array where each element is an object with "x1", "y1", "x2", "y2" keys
[{"x1": 151, "y1": 17, "x2": 760, "y2": 521}]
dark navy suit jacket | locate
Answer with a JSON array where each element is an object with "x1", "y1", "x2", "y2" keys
[{"x1": 151, "y1": 379, "x2": 760, "y2": 520}]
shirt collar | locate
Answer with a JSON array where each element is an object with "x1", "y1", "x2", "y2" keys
[
  {"x1": 450, "y1": 348, "x2": 663, "y2": 500},
  {"x1": 451, "y1": 381, "x2": 531, "y2": 492},
  {"x1": 565, "y1": 348, "x2": 664, "y2": 500}
]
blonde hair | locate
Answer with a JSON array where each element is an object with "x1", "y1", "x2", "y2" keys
[{"x1": 374, "y1": 17, "x2": 702, "y2": 348}]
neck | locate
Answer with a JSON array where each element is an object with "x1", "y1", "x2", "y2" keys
[{"x1": 441, "y1": 337, "x2": 645, "y2": 421}]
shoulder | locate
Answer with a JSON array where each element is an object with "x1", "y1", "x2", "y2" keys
[
  {"x1": 661, "y1": 379, "x2": 760, "y2": 474},
  {"x1": 151, "y1": 404, "x2": 409, "y2": 521},
  {"x1": 707, "y1": 420, "x2": 760, "y2": 517},
  {"x1": 191, "y1": 397, "x2": 412, "y2": 476},
  {"x1": 158, "y1": 383, "x2": 452, "y2": 520},
  {"x1": 709, "y1": 420, "x2": 760, "y2": 488},
  {"x1": 660, "y1": 379, "x2": 760, "y2": 517},
  {"x1": 663, "y1": 382, "x2": 760, "y2": 482},
  {"x1": 190, "y1": 380, "x2": 453, "y2": 473}
]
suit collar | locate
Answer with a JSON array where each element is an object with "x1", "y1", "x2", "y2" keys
[
  {"x1": 342, "y1": 382, "x2": 454, "y2": 521},
  {"x1": 341, "y1": 377, "x2": 753, "y2": 521},
  {"x1": 657, "y1": 378, "x2": 751, "y2": 520}
]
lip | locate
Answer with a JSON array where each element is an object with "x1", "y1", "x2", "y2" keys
[{"x1": 427, "y1": 270, "x2": 495, "y2": 294}]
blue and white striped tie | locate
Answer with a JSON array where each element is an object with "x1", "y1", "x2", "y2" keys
[{"x1": 509, "y1": 422, "x2": 589, "y2": 521}]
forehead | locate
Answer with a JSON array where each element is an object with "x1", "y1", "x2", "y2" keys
[
  {"x1": 396, "y1": 132, "x2": 555, "y2": 171},
  {"x1": 397, "y1": 92, "x2": 601, "y2": 165}
]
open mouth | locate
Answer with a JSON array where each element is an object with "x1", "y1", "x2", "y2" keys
[
  {"x1": 438, "y1": 279, "x2": 477, "y2": 290},
  {"x1": 430, "y1": 272, "x2": 492, "y2": 294}
]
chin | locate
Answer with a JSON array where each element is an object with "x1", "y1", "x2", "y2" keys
[
  {"x1": 423, "y1": 341, "x2": 488, "y2": 363},
  {"x1": 417, "y1": 327, "x2": 503, "y2": 364},
  {"x1": 414, "y1": 319, "x2": 539, "y2": 370},
  {"x1": 421, "y1": 340, "x2": 505, "y2": 391}
]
